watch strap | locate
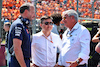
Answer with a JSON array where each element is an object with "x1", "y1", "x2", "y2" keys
[{"x1": 76, "y1": 59, "x2": 80, "y2": 65}]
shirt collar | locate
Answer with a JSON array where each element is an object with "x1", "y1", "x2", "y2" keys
[
  {"x1": 71, "y1": 22, "x2": 80, "y2": 31},
  {"x1": 40, "y1": 31, "x2": 51, "y2": 37},
  {"x1": 67, "y1": 22, "x2": 80, "y2": 33}
]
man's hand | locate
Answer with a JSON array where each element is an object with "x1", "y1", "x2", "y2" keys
[
  {"x1": 30, "y1": 63, "x2": 35, "y2": 67},
  {"x1": 66, "y1": 61, "x2": 78, "y2": 67},
  {"x1": 30, "y1": 63, "x2": 39, "y2": 67},
  {"x1": 4, "y1": 50, "x2": 7, "y2": 56},
  {"x1": 54, "y1": 62, "x2": 60, "y2": 67}
]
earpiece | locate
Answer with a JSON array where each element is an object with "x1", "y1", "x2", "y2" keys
[{"x1": 19, "y1": 16, "x2": 30, "y2": 26}]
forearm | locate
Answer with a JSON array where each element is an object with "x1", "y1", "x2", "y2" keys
[
  {"x1": 95, "y1": 43, "x2": 100, "y2": 53},
  {"x1": 13, "y1": 39, "x2": 26, "y2": 67},
  {"x1": 92, "y1": 36, "x2": 100, "y2": 42},
  {"x1": 92, "y1": 32, "x2": 100, "y2": 42},
  {"x1": 66, "y1": 58, "x2": 83, "y2": 67},
  {"x1": 14, "y1": 46, "x2": 26, "y2": 67}
]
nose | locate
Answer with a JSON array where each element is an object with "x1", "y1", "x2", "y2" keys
[
  {"x1": 62, "y1": 19, "x2": 65, "y2": 24},
  {"x1": 62, "y1": 18, "x2": 66, "y2": 21}
]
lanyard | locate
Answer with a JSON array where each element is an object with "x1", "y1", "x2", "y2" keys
[
  {"x1": 66, "y1": 29, "x2": 75, "y2": 37},
  {"x1": 42, "y1": 35, "x2": 53, "y2": 43}
]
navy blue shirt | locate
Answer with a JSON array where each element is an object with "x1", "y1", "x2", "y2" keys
[{"x1": 8, "y1": 18, "x2": 31, "y2": 58}]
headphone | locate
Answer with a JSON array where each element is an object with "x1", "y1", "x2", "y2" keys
[{"x1": 19, "y1": 16, "x2": 30, "y2": 26}]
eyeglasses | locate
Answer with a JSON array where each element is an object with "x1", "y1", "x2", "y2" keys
[{"x1": 43, "y1": 22, "x2": 53, "y2": 25}]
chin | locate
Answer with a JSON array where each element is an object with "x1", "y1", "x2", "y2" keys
[
  {"x1": 47, "y1": 29, "x2": 51, "y2": 31},
  {"x1": 30, "y1": 18, "x2": 34, "y2": 21}
]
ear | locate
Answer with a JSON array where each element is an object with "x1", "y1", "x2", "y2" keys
[{"x1": 71, "y1": 16, "x2": 76, "y2": 22}]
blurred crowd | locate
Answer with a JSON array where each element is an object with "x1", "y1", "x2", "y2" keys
[{"x1": 2, "y1": 0, "x2": 100, "y2": 22}]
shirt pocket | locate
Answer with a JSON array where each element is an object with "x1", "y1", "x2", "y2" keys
[
  {"x1": 49, "y1": 43, "x2": 56, "y2": 54},
  {"x1": 70, "y1": 35, "x2": 77, "y2": 45},
  {"x1": 52, "y1": 45, "x2": 56, "y2": 53}
]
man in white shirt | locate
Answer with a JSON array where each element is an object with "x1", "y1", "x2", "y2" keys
[
  {"x1": 56, "y1": 9, "x2": 91, "y2": 67},
  {"x1": 31, "y1": 16, "x2": 62, "y2": 67}
]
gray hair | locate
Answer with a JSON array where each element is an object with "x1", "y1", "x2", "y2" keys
[{"x1": 62, "y1": 9, "x2": 78, "y2": 22}]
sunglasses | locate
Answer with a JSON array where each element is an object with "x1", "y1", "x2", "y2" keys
[
  {"x1": 63, "y1": 17, "x2": 66, "y2": 20},
  {"x1": 43, "y1": 22, "x2": 53, "y2": 25}
]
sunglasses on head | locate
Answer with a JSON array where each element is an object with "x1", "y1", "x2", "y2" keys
[{"x1": 43, "y1": 22, "x2": 53, "y2": 25}]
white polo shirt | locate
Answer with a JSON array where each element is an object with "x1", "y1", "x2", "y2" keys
[
  {"x1": 31, "y1": 31, "x2": 62, "y2": 67},
  {"x1": 58, "y1": 22, "x2": 91, "y2": 66}
]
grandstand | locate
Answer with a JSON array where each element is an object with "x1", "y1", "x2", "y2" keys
[
  {"x1": 2, "y1": 0, "x2": 100, "y2": 39},
  {"x1": 1, "y1": 0, "x2": 100, "y2": 37},
  {"x1": 2, "y1": 0, "x2": 100, "y2": 21}
]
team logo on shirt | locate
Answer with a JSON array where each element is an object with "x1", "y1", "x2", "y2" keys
[
  {"x1": 53, "y1": 46, "x2": 55, "y2": 48},
  {"x1": 15, "y1": 27, "x2": 22, "y2": 36}
]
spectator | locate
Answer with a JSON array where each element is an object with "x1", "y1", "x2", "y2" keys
[
  {"x1": 51, "y1": 13, "x2": 62, "y2": 35},
  {"x1": 31, "y1": 15, "x2": 62, "y2": 67},
  {"x1": 92, "y1": 23, "x2": 100, "y2": 43},
  {"x1": 56, "y1": 9, "x2": 91, "y2": 67},
  {"x1": 8, "y1": 3, "x2": 35, "y2": 67},
  {"x1": 51, "y1": 13, "x2": 62, "y2": 62},
  {"x1": 92, "y1": 23, "x2": 100, "y2": 67},
  {"x1": 3, "y1": 22, "x2": 11, "y2": 66},
  {"x1": 0, "y1": 36, "x2": 1, "y2": 48}
]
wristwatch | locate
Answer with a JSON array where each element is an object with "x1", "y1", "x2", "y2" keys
[{"x1": 76, "y1": 59, "x2": 80, "y2": 65}]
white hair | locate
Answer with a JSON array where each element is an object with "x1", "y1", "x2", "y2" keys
[{"x1": 62, "y1": 9, "x2": 78, "y2": 22}]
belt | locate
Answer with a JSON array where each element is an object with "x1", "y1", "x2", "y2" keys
[
  {"x1": 77, "y1": 63, "x2": 86, "y2": 67},
  {"x1": 59, "y1": 63, "x2": 86, "y2": 67},
  {"x1": 33, "y1": 64, "x2": 39, "y2": 67},
  {"x1": 58, "y1": 65, "x2": 65, "y2": 67}
]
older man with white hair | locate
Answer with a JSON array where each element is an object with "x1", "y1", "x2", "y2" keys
[{"x1": 56, "y1": 9, "x2": 91, "y2": 67}]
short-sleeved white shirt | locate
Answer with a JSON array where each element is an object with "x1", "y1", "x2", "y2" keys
[{"x1": 31, "y1": 31, "x2": 62, "y2": 67}]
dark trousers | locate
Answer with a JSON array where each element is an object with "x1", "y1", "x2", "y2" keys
[
  {"x1": 9, "y1": 56, "x2": 30, "y2": 67},
  {"x1": 77, "y1": 64, "x2": 87, "y2": 67},
  {"x1": 61, "y1": 64, "x2": 86, "y2": 67}
]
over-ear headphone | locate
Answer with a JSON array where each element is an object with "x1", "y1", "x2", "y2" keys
[{"x1": 19, "y1": 16, "x2": 30, "y2": 26}]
